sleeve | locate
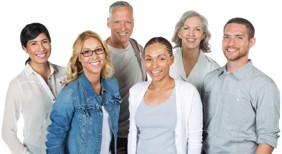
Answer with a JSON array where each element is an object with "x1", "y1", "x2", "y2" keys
[
  {"x1": 256, "y1": 80, "x2": 280, "y2": 148},
  {"x1": 127, "y1": 86, "x2": 138, "y2": 154},
  {"x1": 1, "y1": 79, "x2": 30, "y2": 154},
  {"x1": 187, "y1": 86, "x2": 203, "y2": 154},
  {"x1": 45, "y1": 88, "x2": 74, "y2": 154}
]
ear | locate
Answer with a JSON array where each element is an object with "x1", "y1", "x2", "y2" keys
[
  {"x1": 107, "y1": 18, "x2": 110, "y2": 28},
  {"x1": 249, "y1": 37, "x2": 256, "y2": 48},
  {"x1": 169, "y1": 55, "x2": 174, "y2": 66},
  {"x1": 201, "y1": 32, "x2": 206, "y2": 40},
  {"x1": 22, "y1": 46, "x2": 28, "y2": 54}
]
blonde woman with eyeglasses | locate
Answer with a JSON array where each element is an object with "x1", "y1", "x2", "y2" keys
[{"x1": 46, "y1": 30, "x2": 121, "y2": 154}]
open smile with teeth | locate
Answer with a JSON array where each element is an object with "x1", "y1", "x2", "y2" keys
[
  {"x1": 36, "y1": 52, "x2": 47, "y2": 58},
  {"x1": 186, "y1": 38, "x2": 196, "y2": 43},
  {"x1": 151, "y1": 70, "x2": 162, "y2": 76},
  {"x1": 90, "y1": 61, "x2": 100, "y2": 66},
  {"x1": 226, "y1": 48, "x2": 237, "y2": 53},
  {"x1": 118, "y1": 32, "x2": 126, "y2": 36}
]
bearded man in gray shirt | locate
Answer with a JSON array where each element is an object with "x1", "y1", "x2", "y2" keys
[{"x1": 202, "y1": 17, "x2": 280, "y2": 154}]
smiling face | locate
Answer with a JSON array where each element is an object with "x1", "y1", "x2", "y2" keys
[
  {"x1": 107, "y1": 6, "x2": 134, "y2": 48},
  {"x1": 79, "y1": 38, "x2": 106, "y2": 77},
  {"x1": 144, "y1": 42, "x2": 174, "y2": 82},
  {"x1": 222, "y1": 23, "x2": 255, "y2": 64},
  {"x1": 177, "y1": 16, "x2": 205, "y2": 50},
  {"x1": 23, "y1": 33, "x2": 51, "y2": 65}
]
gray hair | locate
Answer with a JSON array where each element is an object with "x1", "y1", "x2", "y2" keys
[
  {"x1": 109, "y1": 1, "x2": 133, "y2": 16},
  {"x1": 172, "y1": 10, "x2": 211, "y2": 53}
]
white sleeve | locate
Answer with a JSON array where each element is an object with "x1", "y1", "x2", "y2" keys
[
  {"x1": 127, "y1": 86, "x2": 138, "y2": 154},
  {"x1": 1, "y1": 79, "x2": 30, "y2": 154},
  {"x1": 187, "y1": 87, "x2": 203, "y2": 154}
]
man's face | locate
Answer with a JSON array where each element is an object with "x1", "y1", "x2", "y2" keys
[{"x1": 107, "y1": 6, "x2": 134, "y2": 47}]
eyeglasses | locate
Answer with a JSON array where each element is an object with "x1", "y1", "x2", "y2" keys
[{"x1": 81, "y1": 47, "x2": 105, "y2": 57}]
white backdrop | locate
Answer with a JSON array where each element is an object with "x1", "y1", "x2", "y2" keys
[{"x1": 0, "y1": 0, "x2": 281, "y2": 153}]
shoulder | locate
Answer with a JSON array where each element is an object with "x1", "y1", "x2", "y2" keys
[
  {"x1": 50, "y1": 63, "x2": 67, "y2": 74},
  {"x1": 175, "y1": 80, "x2": 197, "y2": 92},
  {"x1": 173, "y1": 48, "x2": 182, "y2": 59},
  {"x1": 250, "y1": 66, "x2": 278, "y2": 89},
  {"x1": 9, "y1": 68, "x2": 31, "y2": 87},
  {"x1": 129, "y1": 38, "x2": 143, "y2": 49},
  {"x1": 103, "y1": 76, "x2": 120, "y2": 93},
  {"x1": 130, "y1": 81, "x2": 150, "y2": 92},
  {"x1": 105, "y1": 76, "x2": 119, "y2": 85},
  {"x1": 202, "y1": 53, "x2": 220, "y2": 67},
  {"x1": 7, "y1": 72, "x2": 24, "y2": 90},
  {"x1": 205, "y1": 66, "x2": 223, "y2": 78}
]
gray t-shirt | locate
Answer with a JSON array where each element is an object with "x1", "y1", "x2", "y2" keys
[
  {"x1": 107, "y1": 44, "x2": 143, "y2": 137},
  {"x1": 135, "y1": 89, "x2": 177, "y2": 154}
]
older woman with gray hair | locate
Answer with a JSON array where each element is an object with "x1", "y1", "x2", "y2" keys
[{"x1": 170, "y1": 10, "x2": 219, "y2": 94}]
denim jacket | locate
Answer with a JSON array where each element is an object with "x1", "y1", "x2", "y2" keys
[{"x1": 46, "y1": 73, "x2": 121, "y2": 154}]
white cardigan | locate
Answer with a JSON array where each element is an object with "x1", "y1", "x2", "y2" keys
[{"x1": 128, "y1": 80, "x2": 203, "y2": 154}]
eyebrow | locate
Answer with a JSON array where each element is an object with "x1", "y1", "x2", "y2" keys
[
  {"x1": 28, "y1": 38, "x2": 49, "y2": 43},
  {"x1": 145, "y1": 54, "x2": 167, "y2": 58},
  {"x1": 82, "y1": 46, "x2": 103, "y2": 50}
]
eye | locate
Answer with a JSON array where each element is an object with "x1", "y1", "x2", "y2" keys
[
  {"x1": 236, "y1": 36, "x2": 243, "y2": 40},
  {"x1": 183, "y1": 27, "x2": 189, "y2": 30},
  {"x1": 145, "y1": 58, "x2": 152, "y2": 61},
  {"x1": 31, "y1": 42, "x2": 37, "y2": 46},
  {"x1": 43, "y1": 40, "x2": 50, "y2": 44},
  {"x1": 223, "y1": 35, "x2": 229, "y2": 39},
  {"x1": 82, "y1": 50, "x2": 91, "y2": 55},
  {"x1": 95, "y1": 48, "x2": 104, "y2": 54},
  {"x1": 196, "y1": 28, "x2": 202, "y2": 32}
]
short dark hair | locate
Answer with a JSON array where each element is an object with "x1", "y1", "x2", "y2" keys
[
  {"x1": 224, "y1": 17, "x2": 255, "y2": 39},
  {"x1": 20, "y1": 22, "x2": 51, "y2": 48}
]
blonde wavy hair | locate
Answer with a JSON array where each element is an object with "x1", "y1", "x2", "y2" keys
[{"x1": 64, "y1": 30, "x2": 114, "y2": 85}]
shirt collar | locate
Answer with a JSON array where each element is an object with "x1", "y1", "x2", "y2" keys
[
  {"x1": 218, "y1": 59, "x2": 253, "y2": 80},
  {"x1": 78, "y1": 73, "x2": 113, "y2": 100},
  {"x1": 24, "y1": 61, "x2": 55, "y2": 76}
]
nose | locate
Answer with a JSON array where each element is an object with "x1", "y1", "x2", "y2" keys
[
  {"x1": 91, "y1": 51, "x2": 99, "y2": 59},
  {"x1": 119, "y1": 22, "x2": 125, "y2": 31},
  {"x1": 38, "y1": 43, "x2": 45, "y2": 51},
  {"x1": 152, "y1": 59, "x2": 159, "y2": 68},
  {"x1": 187, "y1": 29, "x2": 195, "y2": 36},
  {"x1": 228, "y1": 37, "x2": 237, "y2": 46}
]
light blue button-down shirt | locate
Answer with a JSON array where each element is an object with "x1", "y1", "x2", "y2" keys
[{"x1": 202, "y1": 60, "x2": 280, "y2": 153}]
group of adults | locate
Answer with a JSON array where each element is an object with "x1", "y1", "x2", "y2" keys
[{"x1": 1, "y1": 1, "x2": 280, "y2": 154}]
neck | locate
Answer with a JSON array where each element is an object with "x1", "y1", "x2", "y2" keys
[
  {"x1": 149, "y1": 76, "x2": 174, "y2": 91},
  {"x1": 182, "y1": 47, "x2": 201, "y2": 60},
  {"x1": 85, "y1": 73, "x2": 102, "y2": 95},
  {"x1": 226, "y1": 58, "x2": 249, "y2": 72},
  {"x1": 29, "y1": 61, "x2": 50, "y2": 82},
  {"x1": 106, "y1": 37, "x2": 129, "y2": 49}
]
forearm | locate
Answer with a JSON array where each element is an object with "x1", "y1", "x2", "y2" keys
[
  {"x1": 2, "y1": 131, "x2": 29, "y2": 154},
  {"x1": 256, "y1": 144, "x2": 273, "y2": 154}
]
